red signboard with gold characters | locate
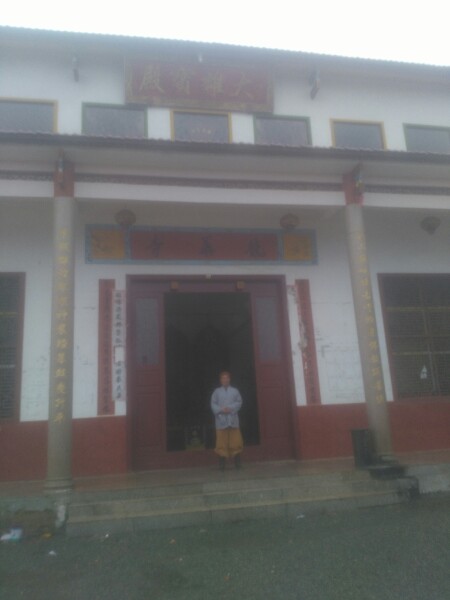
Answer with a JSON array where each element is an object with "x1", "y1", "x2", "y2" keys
[
  {"x1": 86, "y1": 226, "x2": 317, "y2": 265},
  {"x1": 130, "y1": 230, "x2": 279, "y2": 261},
  {"x1": 125, "y1": 60, "x2": 273, "y2": 113}
]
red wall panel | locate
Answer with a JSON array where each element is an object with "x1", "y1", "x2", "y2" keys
[
  {"x1": 1, "y1": 403, "x2": 449, "y2": 481},
  {"x1": 72, "y1": 417, "x2": 128, "y2": 477},
  {"x1": 297, "y1": 404, "x2": 369, "y2": 459},
  {"x1": 390, "y1": 402, "x2": 450, "y2": 453},
  {"x1": 0, "y1": 421, "x2": 47, "y2": 481},
  {"x1": 0, "y1": 417, "x2": 128, "y2": 482},
  {"x1": 297, "y1": 401, "x2": 450, "y2": 459}
]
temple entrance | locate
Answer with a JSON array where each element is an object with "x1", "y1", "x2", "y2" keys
[
  {"x1": 165, "y1": 293, "x2": 259, "y2": 452},
  {"x1": 128, "y1": 277, "x2": 295, "y2": 469}
]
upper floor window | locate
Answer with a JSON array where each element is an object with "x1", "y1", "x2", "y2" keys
[
  {"x1": 404, "y1": 125, "x2": 450, "y2": 154},
  {"x1": 332, "y1": 120, "x2": 385, "y2": 150},
  {"x1": 0, "y1": 99, "x2": 55, "y2": 133},
  {"x1": 172, "y1": 111, "x2": 230, "y2": 143},
  {"x1": 83, "y1": 104, "x2": 146, "y2": 138},
  {"x1": 380, "y1": 274, "x2": 450, "y2": 400},
  {"x1": 254, "y1": 116, "x2": 311, "y2": 147},
  {"x1": 0, "y1": 274, "x2": 24, "y2": 420}
]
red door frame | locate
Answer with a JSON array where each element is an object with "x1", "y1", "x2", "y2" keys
[{"x1": 126, "y1": 275, "x2": 299, "y2": 470}]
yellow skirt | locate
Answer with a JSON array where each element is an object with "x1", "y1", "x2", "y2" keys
[{"x1": 214, "y1": 428, "x2": 244, "y2": 458}]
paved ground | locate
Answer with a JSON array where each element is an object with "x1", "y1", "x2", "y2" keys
[{"x1": 1, "y1": 494, "x2": 449, "y2": 600}]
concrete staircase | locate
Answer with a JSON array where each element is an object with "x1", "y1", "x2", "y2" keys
[{"x1": 66, "y1": 466, "x2": 418, "y2": 536}]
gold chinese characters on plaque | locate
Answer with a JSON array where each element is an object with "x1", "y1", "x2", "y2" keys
[{"x1": 125, "y1": 60, "x2": 273, "y2": 113}]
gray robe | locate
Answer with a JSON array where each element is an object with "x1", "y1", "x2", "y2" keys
[{"x1": 210, "y1": 385, "x2": 242, "y2": 429}]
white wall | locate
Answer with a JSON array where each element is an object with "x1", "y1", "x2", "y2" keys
[
  {"x1": 0, "y1": 47, "x2": 125, "y2": 135},
  {"x1": 366, "y1": 206, "x2": 450, "y2": 402},
  {"x1": 307, "y1": 206, "x2": 450, "y2": 406},
  {"x1": 1, "y1": 37, "x2": 449, "y2": 427},
  {"x1": 74, "y1": 201, "x2": 310, "y2": 418},
  {"x1": 273, "y1": 73, "x2": 450, "y2": 150},
  {"x1": 0, "y1": 200, "x2": 52, "y2": 421},
  {"x1": 2, "y1": 196, "x2": 449, "y2": 422},
  {"x1": 76, "y1": 201, "x2": 450, "y2": 416},
  {"x1": 306, "y1": 211, "x2": 364, "y2": 404},
  {"x1": 2, "y1": 46, "x2": 450, "y2": 150}
]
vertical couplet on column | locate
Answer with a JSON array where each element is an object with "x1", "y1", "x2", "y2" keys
[
  {"x1": 295, "y1": 280, "x2": 321, "y2": 406},
  {"x1": 343, "y1": 167, "x2": 393, "y2": 460},
  {"x1": 46, "y1": 154, "x2": 76, "y2": 493},
  {"x1": 98, "y1": 280, "x2": 115, "y2": 416}
]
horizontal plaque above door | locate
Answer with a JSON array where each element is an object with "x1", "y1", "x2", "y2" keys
[
  {"x1": 125, "y1": 60, "x2": 273, "y2": 113},
  {"x1": 86, "y1": 226, "x2": 317, "y2": 265}
]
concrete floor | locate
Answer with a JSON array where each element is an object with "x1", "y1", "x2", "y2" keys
[{"x1": 1, "y1": 493, "x2": 449, "y2": 600}]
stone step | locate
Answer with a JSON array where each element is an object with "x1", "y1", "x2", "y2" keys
[
  {"x1": 368, "y1": 464, "x2": 407, "y2": 480},
  {"x1": 69, "y1": 475, "x2": 402, "y2": 519},
  {"x1": 67, "y1": 489, "x2": 403, "y2": 537},
  {"x1": 405, "y1": 463, "x2": 450, "y2": 494},
  {"x1": 67, "y1": 471, "x2": 418, "y2": 536},
  {"x1": 70, "y1": 469, "x2": 377, "y2": 503}
]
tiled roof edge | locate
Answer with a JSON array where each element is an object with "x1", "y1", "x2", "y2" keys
[{"x1": 1, "y1": 131, "x2": 450, "y2": 165}]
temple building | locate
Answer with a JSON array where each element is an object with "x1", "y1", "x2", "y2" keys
[{"x1": 1, "y1": 26, "x2": 449, "y2": 487}]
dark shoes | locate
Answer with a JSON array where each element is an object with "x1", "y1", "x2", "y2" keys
[{"x1": 218, "y1": 455, "x2": 242, "y2": 471}]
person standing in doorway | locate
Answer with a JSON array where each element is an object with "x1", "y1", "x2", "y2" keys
[{"x1": 211, "y1": 371, "x2": 243, "y2": 470}]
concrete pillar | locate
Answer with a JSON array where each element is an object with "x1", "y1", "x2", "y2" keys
[
  {"x1": 45, "y1": 154, "x2": 76, "y2": 494},
  {"x1": 343, "y1": 167, "x2": 393, "y2": 461}
]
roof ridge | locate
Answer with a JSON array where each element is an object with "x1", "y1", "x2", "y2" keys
[{"x1": 0, "y1": 25, "x2": 449, "y2": 70}]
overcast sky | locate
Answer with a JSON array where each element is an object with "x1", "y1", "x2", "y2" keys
[{"x1": 2, "y1": 1, "x2": 449, "y2": 66}]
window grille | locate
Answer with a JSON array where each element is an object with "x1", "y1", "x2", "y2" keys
[
  {"x1": 381, "y1": 275, "x2": 450, "y2": 398},
  {"x1": 83, "y1": 104, "x2": 146, "y2": 138},
  {"x1": 404, "y1": 125, "x2": 450, "y2": 154},
  {"x1": 333, "y1": 120, "x2": 385, "y2": 150},
  {"x1": 0, "y1": 100, "x2": 55, "y2": 133},
  {"x1": 173, "y1": 111, "x2": 229, "y2": 143},
  {"x1": 0, "y1": 275, "x2": 23, "y2": 419},
  {"x1": 254, "y1": 116, "x2": 311, "y2": 147}
]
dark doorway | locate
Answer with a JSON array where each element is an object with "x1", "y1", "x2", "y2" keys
[
  {"x1": 128, "y1": 276, "x2": 295, "y2": 469},
  {"x1": 164, "y1": 293, "x2": 260, "y2": 452}
]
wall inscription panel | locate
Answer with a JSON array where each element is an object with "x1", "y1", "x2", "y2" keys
[
  {"x1": 125, "y1": 60, "x2": 273, "y2": 113},
  {"x1": 86, "y1": 226, "x2": 317, "y2": 265}
]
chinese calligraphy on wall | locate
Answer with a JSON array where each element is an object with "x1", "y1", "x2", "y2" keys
[
  {"x1": 112, "y1": 290, "x2": 126, "y2": 405},
  {"x1": 98, "y1": 283, "x2": 127, "y2": 416},
  {"x1": 125, "y1": 60, "x2": 273, "y2": 113},
  {"x1": 87, "y1": 227, "x2": 317, "y2": 265},
  {"x1": 52, "y1": 226, "x2": 72, "y2": 424}
]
